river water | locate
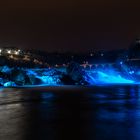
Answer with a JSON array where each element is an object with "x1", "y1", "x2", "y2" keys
[{"x1": 0, "y1": 85, "x2": 140, "y2": 140}]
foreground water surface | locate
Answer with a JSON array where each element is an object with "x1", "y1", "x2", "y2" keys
[{"x1": 0, "y1": 85, "x2": 140, "y2": 140}]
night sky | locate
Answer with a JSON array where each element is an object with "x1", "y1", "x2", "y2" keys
[{"x1": 0, "y1": 0, "x2": 140, "y2": 52}]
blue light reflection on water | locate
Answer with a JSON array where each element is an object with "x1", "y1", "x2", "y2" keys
[
  {"x1": 2, "y1": 84, "x2": 140, "y2": 140},
  {"x1": 83, "y1": 85, "x2": 140, "y2": 140},
  {"x1": 41, "y1": 92, "x2": 55, "y2": 104}
]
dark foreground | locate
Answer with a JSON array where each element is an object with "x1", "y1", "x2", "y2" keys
[{"x1": 0, "y1": 85, "x2": 140, "y2": 140}]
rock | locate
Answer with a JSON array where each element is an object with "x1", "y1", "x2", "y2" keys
[
  {"x1": 0, "y1": 66, "x2": 90, "y2": 86},
  {"x1": 26, "y1": 75, "x2": 42, "y2": 85},
  {"x1": 0, "y1": 71, "x2": 11, "y2": 81},
  {"x1": 66, "y1": 62, "x2": 85, "y2": 84},
  {"x1": 10, "y1": 69, "x2": 26, "y2": 86},
  {"x1": 61, "y1": 74, "x2": 75, "y2": 85},
  {"x1": 0, "y1": 66, "x2": 11, "y2": 74},
  {"x1": 0, "y1": 78, "x2": 4, "y2": 86}
]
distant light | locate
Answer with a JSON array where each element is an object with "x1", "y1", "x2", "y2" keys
[
  {"x1": 15, "y1": 51, "x2": 19, "y2": 55},
  {"x1": 7, "y1": 50, "x2": 11, "y2": 54},
  {"x1": 0, "y1": 49, "x2": 2, "y2": 53},
  {"x1": 90, "y1": 53, "x2": 93, "y2": 56},
  {"x1": 101, "y1": 53, "x2": 104, "y2": 56},
  {"x1": 18, "y1": 49, "x2": 21, "y2": 52}
]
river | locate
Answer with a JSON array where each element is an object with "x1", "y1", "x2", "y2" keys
[{"x1": 0, "y1": 85, "x2": 140, "y2": 140}]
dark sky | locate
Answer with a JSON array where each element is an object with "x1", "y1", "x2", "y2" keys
[{"x1": 0, "y1": 0, "x2": 140, "y2": 52}]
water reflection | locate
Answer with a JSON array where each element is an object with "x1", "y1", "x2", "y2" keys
[
  {"x1": 0, "y1": 86, "x2": 140, "y2": 140},
  {"x1": 84, "y1": 85, "x2": 140, "y2": 140}
]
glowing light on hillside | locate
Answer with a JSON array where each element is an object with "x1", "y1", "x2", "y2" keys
[
  {"x1": 101, "y1": 53, "x2": 104, "y2": 56},
  {"x1": 7, "y1": 50, "x2": 11, "y2": 54},
  {"x1": 90, "y1": 53, "x2": 93, "y2": 56},
  {"x1": 14, "y1": 51, "x2": 19, "y2": 55}
]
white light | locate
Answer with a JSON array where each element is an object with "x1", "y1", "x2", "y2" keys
[
  {"x1": 7, "y1": 50, "x2": 11, "y2": 54},
  {"x1": 101, "y1": 53, "x2": 104, "y2": 56},
  {"x1": 90, "y1": 53, "x2": 93, "y2": 56},
  {"x1": 15, "y1": 51, "x2": 19, "y2": 55},
  {"x1": 0, "y1": 49, "x2": 2, "y2": 53},
  {"x1": 18, "y1": 49, "x2": 21, "y2": 52}
]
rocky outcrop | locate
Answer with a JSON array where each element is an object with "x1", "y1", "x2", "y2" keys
[
  {"x1": 0, "y1": 64, "x2": 90, "y2": 87},
  {"x1": 10, "y1": 69, "x2": 26, "y2": 86},
  {"x1": 66, "y1": 62, "x2": 87, "y2": 85},
  {"x1": 60, "y1": 74, "x2": 75, "y2": 85},
  {"x1": 0, "y1": 62, "x2": 135, "y2": 87}
]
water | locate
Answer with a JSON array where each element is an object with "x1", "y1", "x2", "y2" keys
[{"x1": 0, "y1": 85, "x2": 140, "y2": 140}]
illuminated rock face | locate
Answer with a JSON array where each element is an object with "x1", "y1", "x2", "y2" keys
[
  {"x1": 0, "y1": 64, "x2": 138, "y2": 87},
  {"x1": 10, "y1": 69, "x2": 26, "y2": 86},
  {"x1": 0, "y1": 66, "x2": 64, "y2": 87},
  {"x1": 66, "y1": 62, "x2": 87, "y2": 85}
]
